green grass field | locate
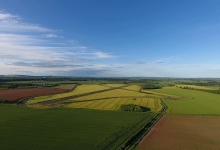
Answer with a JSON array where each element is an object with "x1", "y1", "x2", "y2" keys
[
  {"x1": 0, "y1": 104, "x2": 155, "y2": 150},
  {"x1": 151, "y1": 87, "x2": 220, "y2": 115}
]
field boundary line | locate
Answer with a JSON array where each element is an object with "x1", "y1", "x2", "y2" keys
[
  {"x1": 116, "y1": 99, "x2": 167, "y2": 150},
  {"x1": 139, "y1": 88, "x2": 182, "y2": 100}
]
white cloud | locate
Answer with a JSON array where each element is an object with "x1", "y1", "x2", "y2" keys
[
  {"x1": 0, "y1": 10, "x2": 118, "y2": 76},
  {"x1": 66, "y1": 39, "x2": 78, "y2": 44},
  {"x1": 0, "y1": 11, "x2": 19, "y2": 20},
  {"x1": 44, "y1": 34, "x2": 58, "y2": 38},
  {"x1": 0, "y1": 10, "x2": 51, "y2": 33},
  {"x1": 94, "y1": 52, "x2": 115, "y2": 58}
]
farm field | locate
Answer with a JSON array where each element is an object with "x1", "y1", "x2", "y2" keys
[
  {"x1": 65, "y1": 97, "x2": 162, "y2": 112},
  {"x1": 0, "y1": 104, "x2": 155, "y2": 150},
  {"x1": 2, "y1": 77, "x2": 220, "y2": 150},
  {"x1": 151, "y1": 87, "x2": 220, "y2": 115},
  {"x1": 142, "y1": 89, "x2": 181, "y2": 99},
  {"x1": 121, "y1": 85, "x2": 141, "y2": 91},
  {"x1": 26, "y1": 84, "x2": 163, "y2": 112},
  {"x1": 27, "y1": 84, "x2": 111, "y2": 104},
  {"x1": 137, "y1": 115, "x2": 220, "y2": 150},
  {"x1": 54, "y1": 84, "x2": 77, "y2": 90},
  {"x1": 54, "y1": 86, "x2": 163, "y2": 112},
  {"x1": 101, "y1": 83, "x2": 126, "y2": 87},
  {"x1": 0, "y1": 88, "x2": 67, "y2": 102}
]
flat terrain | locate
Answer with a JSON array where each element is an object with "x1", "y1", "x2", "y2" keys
[
  {"x1": 2, "y1": 78, "x2": 220, "y2": 150},
  {"x1": 27, "y1": 84, "x2": 111, "y2": 104},
  {"x1": 0, "y1": 104, "x2": 155, "y2": 150},
  {"x1": 27, "y1": 84, "x2": 163, "y2": 112},
  {"x1": 65, "y1": 97, "x2": 161, "y2": 112},
  {"x1": 138, "y1": 115, "x2": 220, "y2": 150},
  {"x1": 0, "y1": 88, "x2": 67, "y2": 102},
  {"x1": 64, "y1": 86, "x2": 159, "y2": 110},
  {"x1": 151, "y1": 87, "x2": 220, "y2": 114}
]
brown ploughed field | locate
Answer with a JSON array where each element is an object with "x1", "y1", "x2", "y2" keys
[
  {"x1": 138, "y1": 115, "x2": 220, "y2": 150},
  {"x1": 0, "y1": 88, "x2": 67, "y2": 102}
]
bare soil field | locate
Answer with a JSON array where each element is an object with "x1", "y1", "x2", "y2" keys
[
  {"x1": 138, "y1": 115, "x2": 220, "y2": 150},
  {"x1": 0, "y1": 88, "x2": 67, "y2": 102}
]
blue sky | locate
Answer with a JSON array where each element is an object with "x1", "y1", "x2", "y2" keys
[{"x1": 0, "y1": 0, "x2": 220, "y2": 77}]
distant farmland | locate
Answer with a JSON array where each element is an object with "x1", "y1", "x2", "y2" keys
[
  {"x1": 3, "y1": 81, "x2": 219, "y2": 150},
  {"x1": 27, "y1": 84, "x2": 111, "y2": 104},
  {"x1": 27, "y1": 84, "x2": 164, "y2": 112},
  {"x1": 1, "y1": 84, "x2": 164, "y2": 149}
]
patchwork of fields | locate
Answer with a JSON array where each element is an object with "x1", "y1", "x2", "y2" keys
[
  {"x1": 2, "y1": 82, "x2": 220, "y2": 150},
  {"x1": 0, "y1": 84, "x2": 165, "y2": 149},
  {"x1": 27, "y1": 84, "x2": 164, "y2": 112},
  {"x1": 26, "y1": 84, "x2": 112, "y2": 104},
  {"x1": 137, "y1": 86, "x2": 220, "y2": 150}
]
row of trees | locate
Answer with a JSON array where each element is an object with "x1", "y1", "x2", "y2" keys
[
  {"x1": 120, "y1": 104, "x2": 150, "y2": 112},
  {"x1": 177, "y1": 86, "x2": 220, "y2": 94},
  {"x1": 142, "y1": 84, "x2": 161, "y2": 89}
]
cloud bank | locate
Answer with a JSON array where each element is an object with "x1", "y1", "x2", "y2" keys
[
  {"x1": 0, "y1": 10, "x2": 220, "y2": 78},
  {"x1": 0, "y1": 10, "x2": 117, "y2": 76}
]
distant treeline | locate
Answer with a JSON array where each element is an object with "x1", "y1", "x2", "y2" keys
[
  {"x1": 178, "y1": 86, "x2": 220, "y2": 95},
  {"x1": 0, "y1": 83, "x2": 59, "y2": 89},
  {"x1": 179, "y1": 81, "x2": 220, "y2": 87}
]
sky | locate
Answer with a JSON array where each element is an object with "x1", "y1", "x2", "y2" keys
[{"x1": 0, "y1": 0, "x2": 220, "y2": 77}]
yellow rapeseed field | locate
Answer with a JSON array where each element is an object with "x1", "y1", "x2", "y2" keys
[
  {"x1": 27, "y1": 84, "x2": 111, "y2": 104},
  {"x1": 27, "y1": 84, "x2": 164, "y2": 112}
]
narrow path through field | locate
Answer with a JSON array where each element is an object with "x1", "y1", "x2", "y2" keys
[{"x1": 115, "y1": 100, "x2": 167, "y2": 150}]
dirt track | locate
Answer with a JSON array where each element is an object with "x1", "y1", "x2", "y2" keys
[{"x1": 137, "y1": 115, "x2": 220, "y2": 150}]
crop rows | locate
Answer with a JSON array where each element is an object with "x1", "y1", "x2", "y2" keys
[
  {"x1": 121, "y1": 85, "x2": 141, "y2": 91},
  {"x1": 66, "y1": 98, "x2": 161, "y2": 112},
  {"x1": 26, "y1": 84, "x2": 163, "y2": 112},
  {"x1": 67, "y1": 89, "x2": 147, "y2": 102},
  {"x1": 0, "y1": 104, "x2": 155, "y2": 150},
  {"x1": 27, "y1": 84, "x2": 111, "y2": 104}
]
